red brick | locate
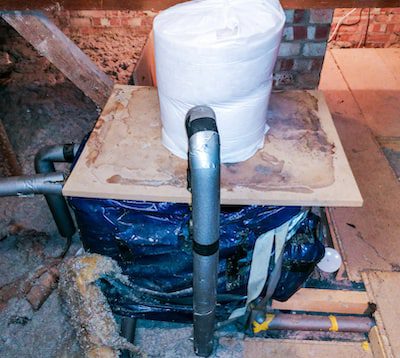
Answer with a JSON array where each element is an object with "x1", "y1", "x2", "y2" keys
[
  {"x1": 374, "y1": 14, "x2": 391, "y2": 22},
  {"x1": 370, "y1": 24, "x2": 387, "y2": 33},
  {"x1": 337, "y1": 33, "x2": 359, "y2": 42},
  {"x1": 109, "y1": 17, "x2": 121, "y2": 27},
  {"x1": 367, "y1": 34, "x2": 392, "y2": 43},
  {"x1": 387, "y1": 24, "x2": 400, "y2": 33},
  {"x1": 77, "y1": 27, "x2": 92, "y2": 36},
  {"x1": 279, "y1": 59, "x2": 294, "y2": 71},
  {"x1": 315, "y1": 25, "x2": 330, "y2": 39},
  {"x1": 105, "y1": 10, "x2": 121, "y2": 17},
  {"x1": 390, "y1": 15, "x2": 400, "y2": 22},
  {"x1": 297, "y1": 72, "x2": 320, "y2": 89},
  {"x1": 141, "y1": 16, "x2": 154, "y2": 27},
  {"x1": 311, "y1": 58, "x2": 324, "y2": 71},
  {"x1": 121, "y1": 17, "x2": 142, "y2": 27},
  {"x1": 293, "y1": 58, "x2": 312, "y2": 72},
  {"x1": 293, "y1": 26, "x2": 307, "y2": 40},
  {"x1": 294, "y1": 9, "x2": 307, "y2": 24},
  {"x1": 91, "y1": 17, "x2": 101, "y2": 27},
  {"x1": 75, "y1": 10, "x2": 106, "y2": 18},
  {"x1": 310, "y1": 9, "x2": 333, "y2": 24},
  {"x1": 69, "y1": 17, "x2": 91, "y2": 28}
]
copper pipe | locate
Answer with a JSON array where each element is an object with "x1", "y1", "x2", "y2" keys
[{"x1": 252, "y1": 313, "x2": 374, "y2": 334}]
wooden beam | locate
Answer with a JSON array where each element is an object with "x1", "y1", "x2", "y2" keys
[
  {"x1": 1, "y1": 11, "x2": 113, "y2": 107},
  {"x1": 271, "y1": 288, "x2": 370, "y2": 315},
  {"x1": 0, "y1": 0, "x2": 399, "y2": 11},
  {"x1": 362, "y1": 271, "x2": 400, "y2": 358},
  {"x1": 132, "y1": 31, "x2": 156, "y2": 86},
  {"x1": 0, "y1": 118, "x2": 22, "y2": 177},
  {"x1": 369, "y1": 326, "x2": 390, "y2": 358}
]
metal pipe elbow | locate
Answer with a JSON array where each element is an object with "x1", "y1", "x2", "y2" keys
[
  {"x1": 34, "y1": 143, "x2": 79, "y2": 173},
  {"x1": 186, "y1": 106, "x2": 220, "y2": 170}
]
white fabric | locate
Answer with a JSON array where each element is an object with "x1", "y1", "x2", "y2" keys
[
  {"x1": 246, "y1": 230, "x2": 275, "y2": 306},
  {"x1": 153, "y1": 0, "x2": 285, "y2": 163},
  {"x1": 229, "y1": 210, "x2": 307, "y2": 319}
]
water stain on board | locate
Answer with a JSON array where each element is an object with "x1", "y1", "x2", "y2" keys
[{"x1": 85, "y1": 87, "x2": 335, "y2": 193}]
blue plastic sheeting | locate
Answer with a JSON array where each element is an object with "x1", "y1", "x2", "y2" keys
[
  {"x1": 273, "y1": 213, "x2": 325, "y2": 301},
  {"x1": 69, "y1": 197, "x2": 324, "y2": 322}
]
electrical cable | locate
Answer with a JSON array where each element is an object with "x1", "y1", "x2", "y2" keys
[
  {"x1": 328, "y1": 8, "x2": 357, "y2": 43},
  {"x1": 358, "y1": 8, "x2": 371, "y2": 48}
]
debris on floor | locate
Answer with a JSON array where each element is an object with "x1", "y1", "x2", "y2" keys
[
  {"x1": 59, "y1": 254, "x2": 144, "y2": 358},
  {"x1": 0, "y1": 227, "x2": 82, "y2": 357}
]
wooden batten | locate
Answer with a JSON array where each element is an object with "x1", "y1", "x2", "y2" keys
[
  {"x1": 1, "y1": 11, "x2": 113, "y2": 108},
  {"x1": 271, "y1": 288, "x2": 369, "y2": 315}
]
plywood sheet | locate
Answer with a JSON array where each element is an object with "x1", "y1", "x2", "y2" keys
[
  {"x1": 363, "y1": 271, "x2": 400, "y2": 358},
  {"x1": 320, "y1": 49, "x2": 400, "y2": 282},
  {"x1": 63, "y1": 85, "x2": 362, "y2": 207},
  {"x1": 331, "y1": 48, "x2": 400, "y2": 137},
  {"x1": 244, "y1": 338, "x2": 373, "y2": 358}
]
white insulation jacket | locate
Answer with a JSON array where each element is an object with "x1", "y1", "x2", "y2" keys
[{"x1": 154, "y1": 0, "x2": 285, "y2": 163}]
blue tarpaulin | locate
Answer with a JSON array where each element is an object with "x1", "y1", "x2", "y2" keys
[{"x1": 69, "y1": 197, "x2": 324, "y2": 322}]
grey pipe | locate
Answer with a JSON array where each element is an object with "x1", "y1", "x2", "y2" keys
[
  {"x1": 252, "y1": 312, "x2": 374, "y2": 333},
  {"x1": 120, "y1": 317, "x2": 137, "y2": 358},
  {"x1": 34, "y1": 144, "x2": 79, "y2": 238},
  {"x1": 186, "y1": 106, "x2": 220, "y2": 357},
  {"x1": 0, "y1": 172, "x2": 64, "y2": 196}
]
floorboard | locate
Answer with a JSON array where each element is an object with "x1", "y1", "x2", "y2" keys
[
  {"x1": 320, "y1": 49, "x2": 400, "y2": 281},
  {"x1": 244, "y1": 338, "x2": 373, "y2": 357}
]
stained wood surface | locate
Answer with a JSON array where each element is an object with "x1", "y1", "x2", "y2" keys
[
  {"x1": 271, "y1": 287, "x2": 369, "y2": 314},
  {"x1": 331, "y1": 49, "x2": 400, "y2": 138},
  {"x1": 132, "y1": 31, "x2": 156, "y2": 87},
  {"x1": 1, "y1": 0, "x2": 399, "y2": 10},
  {"x1": 320, "y1": 49, "x2": 400, "y2": 281},
  {"x1": 363, "y1": 271, "x2": 400, "y2": 358},
  {"x1": 1, "y1": 11, "x2": 113, "y2": 108},
  {"x1": 244, "y1": 338, "x2": 373, "y2": 358},
  {"x1": 369, "y1": 326, "x2": 390, "y2": 358},
  {"x1": 63, "y1": 85, "x2": 362, "y2": 206}
]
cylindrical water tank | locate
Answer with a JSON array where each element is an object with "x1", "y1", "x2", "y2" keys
[{"x1": 154, "y1": 0, "x2": 285, "y2": 163}]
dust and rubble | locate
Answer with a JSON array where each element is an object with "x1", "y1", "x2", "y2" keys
[
  {"x1": 59, "y1": 254, "x2": 145, "y2": 358},
  {"x1": 0, "y1": 17, "x2": 154, "y2": 358}
]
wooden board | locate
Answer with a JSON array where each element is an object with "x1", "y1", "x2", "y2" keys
[
  {"x1": 244, "y1": 338, "x2": 373, "y2": 358},
  {"x1": 271, "y1": 288, "x2": 369, "y2": 315},
  {"x1": 362, "y1": 271, "x2": 400, "y2": 358},
  {"x1": 320, "y1": 49, "x2": 400, "y2": 282},
  {"x1": 1, "y1": 0, "x2": 399, "y2": 11},
  {"x1": 331, "y1": 49, "x2": 400, "y2": 138},
  {"x1": 1, "y1": 12, "x2": 113, "y2": 108},
  {"x1": 132, "y1": 31, "x2": 156, "y2": 87},
  {"x1": 369, "y1": 326, "x2": 390, "y2": 358},
  {"x1": 63, "y1": 85, "x2": 362, "y2": 207}
]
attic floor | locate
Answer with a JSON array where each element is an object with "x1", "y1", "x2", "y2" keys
[{"x1": 0, "y1": 29, "x2": 399, "y2": 357}]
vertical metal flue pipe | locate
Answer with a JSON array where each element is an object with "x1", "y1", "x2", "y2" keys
[
  {"x1": 34, "y1": 144, "x2": 79, "y2": 238},
  {"x1": 186, "y1": 106, "x2": 220, "y2": 357}
]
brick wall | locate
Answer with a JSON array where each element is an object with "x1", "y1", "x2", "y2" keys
[
  {"x1": 330, "y1": 8, "x2": 400, "y2": 48},
  {"x1": 50, "y1": 8, "x2": 334, "y2": 89},
  {"x1": 274, "y1": 9, "x2": 333, "y2": 89},
  {"x1": 53, "y1": 10, "x2": 156, "y2": 36}
]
